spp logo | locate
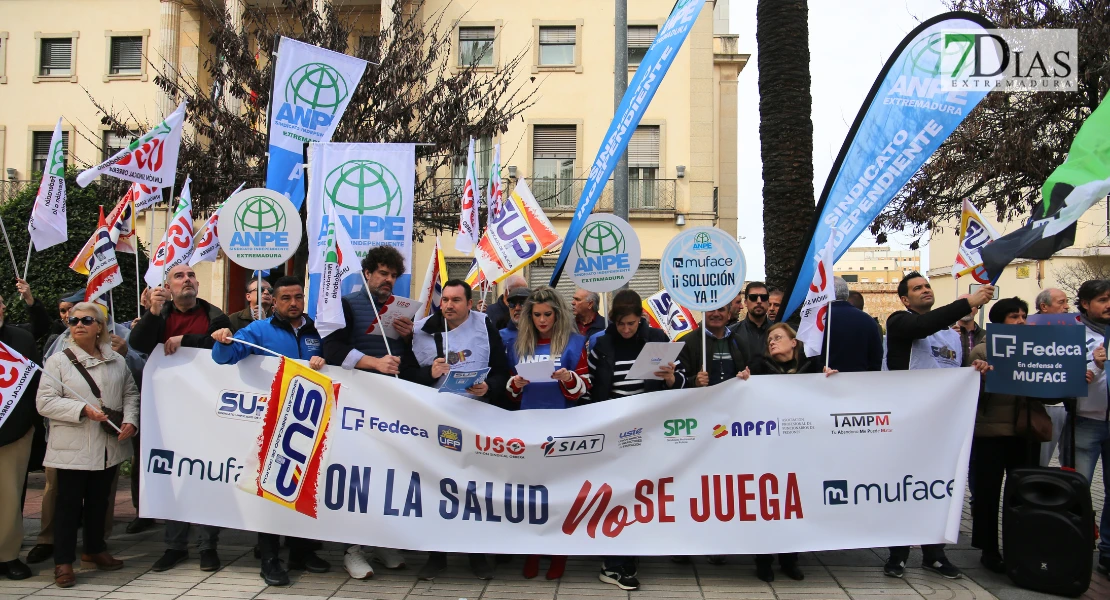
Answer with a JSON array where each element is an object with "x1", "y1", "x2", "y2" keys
[
  {"x1": 541, "y1": 434, "x2": 604, "y2": 457},
  {"x1": 275, "y1": 62, "x2": 348, "y2": 131},
  {"x1": 217, "y1": 390, "x2": 267, "y2": 422},
  {"x1": 322, "y1": 160, "x2": 405, "y2": 242},
  {"x1": 148, "y1": 449, "x2": 175, "y2": 475},
  {"x1": 474, "y1": 435, "x2": 526, "y2": 458},
  {"x1": 823, "y1": 480, "x2": 849, "y2": 505},
  {"x1": 228, "y1": 195, "x2": 290, "y2": 250},
  {"x1": 258, "y1": 377, "x2": 328, "y2": 504},
  {"x1": 438, "y1": 425, "x2": 462, "y2": 451},
  {"x1": 663, "y1": 418, "x2": 697, "y2": 443}
]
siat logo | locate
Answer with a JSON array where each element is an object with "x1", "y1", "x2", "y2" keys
[
  {"x1": 229, "y1": 195, "x2": 289, "y2": 249},
  {"x1": 322, "y1": 160, "x2": 406, "y2": 242},
  {"x1": 275, "y1": 62, "x2": 348, "y2": 130},
  {"x1": 573, "y1": 221, "x2": 628, "y2": 274}
]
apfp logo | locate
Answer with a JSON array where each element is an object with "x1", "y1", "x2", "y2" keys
[
  {"x1": 275, "y1": 62, "x2": 349, "y2": 131},
  {"x1": 322, "y1": 160, "x2": 406, "y2": 242},
  {"x1": 229, "y1": 195, "x2": 289, "y2": 249}
]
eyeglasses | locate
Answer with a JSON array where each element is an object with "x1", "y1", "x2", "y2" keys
[
  {"x1": 67, "y1": 316, "x2": 98, "y2": 326},
  {"x1": 508, "y1": 298, "x2": 527, "y2": 307},
  {"x1": 747, "y1": 294, "x2": 769, "y2": 302}
]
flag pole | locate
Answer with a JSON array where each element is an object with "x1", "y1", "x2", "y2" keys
[
  {"x1": 36, "y1": 367, "x2": 122, "y2": 433},
  {"x1": 22, "y1": 240, "x2": 32, "y2": 280},
  {"x1": 256, "y1": 270, "x2": 263, "y2": 320},
  {"x1": 109, "y1": 290, "x2": 116, "y2": 333},
  {"x1": 0, "y1": 214, "x2": 21, "y2": 277},
  {"x1": 364, "y1": 286, "x2": 399, "y2": 379},
  {"x1": 134, "y1": 242, "x2": 141, "y2": 319},
  {"x1": 824, "y1": 302, "x2": 833, "y2": 371},
  {"x1": 702, "y1": 312, "x2": 707, "y2": 374}
]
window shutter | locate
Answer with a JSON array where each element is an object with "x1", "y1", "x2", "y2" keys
[
  {"x1": 627, "y1": 126, "x2": 659, "y2": 167},
  {"x1": 628, "y1": 26, "x2": 657, "y2": 48},
  {"x1": 110, "y1": 37, "x2": 143, "y2": 72},
  {"x1": 41, "y1": 38, "x2": 72, "y2": 70},
  {"x1": 533, "y1": 126, "x2": 576, "y2": 159},
  {"x1": 33, "y1": 132, "x2": 53, "y2": 157},
  {"x1": 459, "y1": 27, "x2": 495, "y2": 41},
  {"x1": 539, "y1": 27, "x2": 576, "y2": 44}
]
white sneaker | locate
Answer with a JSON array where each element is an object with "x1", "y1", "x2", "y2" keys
[
  {"x1": 343, "y1": 547, "x2": 374, "y2": 579},
  {"x1": 371, "y1": 547, "x2": 406, "y2": 569}
]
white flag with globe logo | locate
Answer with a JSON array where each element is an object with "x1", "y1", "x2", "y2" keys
[
  {"x1": 266, "y1": 38, "x2": 368, "y2": 210},
  {"x1": 305, "y1": 143, "x2": 416, "y2": 317}
]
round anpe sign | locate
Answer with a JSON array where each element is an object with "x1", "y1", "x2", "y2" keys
[
  {"x1": 660, "y1": 227, "x2": 745, "y2": 311},
  {"x1": 568, "y1": 214, "x2": 642, "y2": 292},
  {"x1": 218, "y1": 188, "x2": 303, "y2": 270}
]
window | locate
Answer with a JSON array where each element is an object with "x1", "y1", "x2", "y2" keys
[
  {"x1": 40, "y1": 38, "x2": 73, "y2": 76},
  {"x1": 627, "y1": 26, "x2": 656, "y2": 66},
  {"x1": 358, "y1": 35, "x2": 379, "y2": 61},
  {"x1": 109, "y1": 36, "x2": 142, "y2": 75},
  {"x1": 532, "y1": 125, "x2": 576, "y2": 207},
  {"x1": 861, "y1": 278, "x2": 870, "y2": 283},
  {"x1": 538, "y1": 26, "x2": 575, "y2": 66},
  {"x1": 628, "y1": 126, "x2": 660, "y2": 209},
  {"x1": 0, "y1": 32, "x2": 8, "y2": 84},
  {"x1": 452, "y1": 136, "x2": 492, "y2": 194},
  {"x1": 103, "y1": 130, "x2": 137, "y2": 160},
  {"x1": 32, "y1": 130, "x2": 68, "y2": 175},
  {"x1": 459, "y1": 27, "x2": 494, "y2": 67},
  {"x1": 842, "y1": 274, "x2": 858, "y2": 283}
]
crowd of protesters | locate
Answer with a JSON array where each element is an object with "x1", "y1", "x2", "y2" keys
[{"x1": 1, "y1": 252, "x2": 1108, "y2": 591}]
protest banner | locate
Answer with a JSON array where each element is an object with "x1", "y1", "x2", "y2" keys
[
  {"x1": 142, "y1": 348, "x2": 977, "y2": 555},
  {"x1": 660, "y1": 227, "x2": 745, "y2": 311},
  {"x1": 568, "y1": 214, "x2": 641, "y2": 293},
  {"x1": 985, "y1": 324, "x2": 1087, "y2": 398}
]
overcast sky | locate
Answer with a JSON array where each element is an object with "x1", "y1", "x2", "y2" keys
[{"x1": 729, "y1": 0, "x2": 949, "y2": 280}]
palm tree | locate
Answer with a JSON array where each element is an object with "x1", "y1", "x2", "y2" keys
[{"x1": 756, "y1": 0, "x2": 814, "y2": 288}]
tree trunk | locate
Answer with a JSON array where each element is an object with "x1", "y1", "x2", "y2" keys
[{"x1": 757, "y1": 0, "x2": 814, "y2": 289}]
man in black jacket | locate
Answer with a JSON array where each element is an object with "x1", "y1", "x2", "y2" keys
[
  {"x1": 882, "y1": 272, "x2": 994, "y2": 580},
  {"x1": 0, "y1": 293, "x2": 42, "y2": 580},
  {"x1": 679, "y1": 304, "x2": 749, "y2": 387},
  {"x1": 825, "y1": 277, "x2": 882, "y2": 373},
  {"x1": 731, "y1": 282, "x2": 771, "y2": 360}
]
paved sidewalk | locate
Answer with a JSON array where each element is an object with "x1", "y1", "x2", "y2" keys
[{"x1": 9, "y1": 464, "x2": 1108, "y2": 600}]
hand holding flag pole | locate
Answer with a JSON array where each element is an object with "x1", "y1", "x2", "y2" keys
[{"x1": 363, "y1": 283, "x2": 399, "y2": 379}]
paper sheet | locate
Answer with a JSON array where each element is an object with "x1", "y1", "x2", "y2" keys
[
  {"x1": 380, "y1": 297, "x2": 423, "y2": 339},
  {"x1": 627, "y1": 341, "x2": 685, "y2": 380},
  {"x1": 515, "y1": 358, "x2": 556, "y2": 382}
]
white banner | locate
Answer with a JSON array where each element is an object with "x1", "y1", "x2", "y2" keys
[
  {"x1": 306, "y1": 143, "x2": 416, "y2": 303},
  {"x1": 28, "y1": 117, "x2": 68, "y2": 251},
  {"x1": 141, "y1": 348, "x2": 977, "y2": 555}
]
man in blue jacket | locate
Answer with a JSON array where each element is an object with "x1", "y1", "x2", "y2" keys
[
  {"x1": 825, "y1": 277, "x2": 883, "y2": 373},
  {"x1": 211, "y1": 276, "x2": 327, "y2": 586}
]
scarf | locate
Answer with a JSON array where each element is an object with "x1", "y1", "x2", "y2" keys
[{"x1": 1081, "y1": 314, "x2": 1107, "y2": 337}]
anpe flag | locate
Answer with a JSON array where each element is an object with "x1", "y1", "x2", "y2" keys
[{"x1": 981, "y1": 99, "x2": 1110, "y2": 282}]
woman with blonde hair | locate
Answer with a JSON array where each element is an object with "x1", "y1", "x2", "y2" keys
[
  {"x1": 504, "y1": 287, "x2": 589, "y2": 580},
  {"x1": 36, "y1": 303, "x2": 138, "y2": 588}
]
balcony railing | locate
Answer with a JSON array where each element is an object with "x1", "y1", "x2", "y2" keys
[
  {"x1": 426, "y1": 177, "x2": 677, "y2": 214},
  {"x1": 0, "y1": 180, "x2": 31, "y2": 204}
]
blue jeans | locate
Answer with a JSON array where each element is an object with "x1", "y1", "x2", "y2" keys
[{"x1": 1062, "y1": 415, "x2": 1110, "y2": 558}]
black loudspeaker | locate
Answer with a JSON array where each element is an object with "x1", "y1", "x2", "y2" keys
[{"x1": 1002, "y1": 467, "x2": 1094, "y2": 597}]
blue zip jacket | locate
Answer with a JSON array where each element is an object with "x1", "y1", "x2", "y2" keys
[{"x1": 212, "y1": 315, "x2": 323, "y2": 365}]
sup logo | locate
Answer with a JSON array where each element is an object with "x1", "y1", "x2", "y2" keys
[
  {"x1": 574, "y1": 221, "x2": 628, "y2": 273},
  {"x1": 692, "y1": 231, "x2": 713, "y2": 252},
  {"x1": 229, "y1": 195, "x2": 290, "y2": 250},
  {"x1": 276, "y1": 62, "x2": 349, "y2": 131},
  {"x1": 217, "y1": 390, "x2": 268, "y2": 422},
  {"x1": 322, "y1": 160, "x2": 405, "y2": 242}
]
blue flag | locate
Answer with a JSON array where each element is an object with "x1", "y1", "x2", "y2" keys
[
  {"x1": 780, "y1": 12, "x2": 995, "y2": 320},
  {"x1": 549, "y1": 0, "x2": 703, "y2": 286}
]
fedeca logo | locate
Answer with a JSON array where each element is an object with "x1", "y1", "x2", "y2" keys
[
  {"x1": 830, "y1": 412, "x2": 892, "y2": 435},
  {"x1": 541, "y1": 434, "x2": 604, "y2": 457},
  {"x1": 438, "y1": 425, "x2": 462, "y2": 451},
  {"x1": 474, "y1": 435, "x2": 526, "y2": 459},
  {"x1": 361, "y1": 415, "x2": 430, "y2": 438},
  {"x1": 216, "y1": 390, "x2": 268, "y2": 422},
  {"x1": 275, "y1": 62, "x2": 349, "y2": 131}
]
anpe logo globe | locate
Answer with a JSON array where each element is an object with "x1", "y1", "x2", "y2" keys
[
  {"x1": 569, "y1": 214, "x2": 641, "y2": 293},
  {"x1": 577, "y1": 221, "x2": 625, "y2": 256},
  {"x1": 692, "y1": 231, "x2": 713, "y2": 253},
  {"x1": 219, "y1": 188, "x2": 302, "y2": 271},
  {"x1": 323, "y1": 160, "x2": 406, "y2": 242},
  {"x1": 285, "y1": 63, "x2": 349, "y2": 114},
  {"x1": 906, "y1": 32, "x2": 973, "y2": 79},
  {"x1": 236, "y1": 195, "x2": 287, "y2": 232}
]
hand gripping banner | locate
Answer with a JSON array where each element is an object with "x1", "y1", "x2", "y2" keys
[
  {"x1": 780, "y1": 11, "x2": 996, "y2": 320},
  {"x1": 142, "y1": 348, "x2": 977, "y2": 555}
]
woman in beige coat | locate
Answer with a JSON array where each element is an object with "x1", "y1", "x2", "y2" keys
[{"x1": 36, "y1": 302, "x2": 138, "y2": 588}]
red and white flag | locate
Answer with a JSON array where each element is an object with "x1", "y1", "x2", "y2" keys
[
  {"x1": 129, "y1": 182, "x2": 162, "y2": 213},
  {"x1": 145, "y1": 176, "x2": 194, "y2": 287},
  {"x1": 0, "y1": 341, "x2": 39, "y2": 431},
  {"x1": 85, "y1": 206, "x2": 124, "y2": 302},
  {"x1": 77, "y1": 101, "x2": 187, "y2": 189},
  {"x1": 797, "y1": 235, "x2": 836, "y2": 358},
  {"x1": 486, "y1": 143, "x2": 503, "y2": 223},
  {"x1": 189, "y1": 183, "x2": 243, "y2": 267},
  {"x1": 27, "y1": 117, "x2": 68, "y2": 251},
  {"x1": 455, "y1": 137, "x2": 480, "y2": 253}
]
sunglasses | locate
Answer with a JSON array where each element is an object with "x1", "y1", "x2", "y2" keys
[
  {"x1": 508, "y1": 298, "x2": 527, "y2": 307},
  {"x1": 747, "y1": 294, "x2": 769, "y2": 302},
  {"x1": 67, "y1": 316, "x2": 98, "y2": 326}
]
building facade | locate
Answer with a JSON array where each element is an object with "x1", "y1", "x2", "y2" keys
[
  {"x1": 832, "y1": 246, "x2": 921, "y2": 325},
  {"x1": 0, "y1": 0, "x2": 746, "y2": 311}
]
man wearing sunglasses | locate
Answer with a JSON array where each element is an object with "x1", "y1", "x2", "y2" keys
[
  {"x1": 731, "y1": 282, "x2": 772, "y2": 361},
  {"x1": 484, "y1": 273, "x2": 528, "y2": 331}
]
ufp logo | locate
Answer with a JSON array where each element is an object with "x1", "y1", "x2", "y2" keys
[
  {"x1": 541, "y1": 434, "x2": 604, "y2": 457},
  {"x1": 573, "y1": 221, "x2": 628, "y2": 274},
  {"x1": 259, "y1": 377, "x2": 328, "y2": 504},
  {"x1": 322, "y1": 160, "x2": 406, "y2": 242},
  {"x1": 438, "y1": 425, "x2": 462, "y2": 451},
  {"x1": 217, "y1": 390, "x2": 268, "y2": 422},
  {"x1": 276, "y1": 62, "x2": 348, "y2": 131},
  {"x1": 229, "y1": 195, "x2": 290, "y2": 249}
]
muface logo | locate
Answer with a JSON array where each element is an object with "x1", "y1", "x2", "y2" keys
[
  {"x1": 229, "y1": 195, "x2": 289, "y2": 250},
  {"x1": 663, "y1": 418, "x2": 697, "y2": 443},
  {"x1": 275, "y1": 62, "x2": 348, "y2": 131},
  {"x1": 474, "y1": 435, "x2": 526, "y2": 459},
  {"x1": 147, "y1": 448, "x2": 242, "y2": 483},
  {"x1": 823, "y1": 480, "x2": 849, "y2": 505},
  {"x1": 541, "y1": 434, "x2": 604, "y2": 457},
  {"x1": 823, "y1": 475, "x2": 955, "y2": 505},
  {"x1": 322, "y1": 160, "x2": 405, "y2": 243},
  {"x1": 259, "y1": 377, "x2": 328, "y2": 504},
  {"x1": 830, "y1": 412, "x2": 892, "y2": 435},
  {"x1": 573, "y1": 221, "x2": 628, "y2": 274},
  {"x1": 148, "y1": 449, "x2": 175, "y2": 475},
  {"x1": 438, "y1": 425, "x2": 462, "y2": 451},
  {"x1": 216, "y1": 390, "x2": 268, "y2": 422}
]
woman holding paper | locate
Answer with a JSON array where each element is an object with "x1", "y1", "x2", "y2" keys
[
  {"x1": 738, "y1": 322, "x2": 835, "y2": 582},
  {"x1": 36, "y1": 303, "x2": 138, "y2": 589},
  {"x1": 505, "y1": 287, "x2": 589, "y2": 581}
]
